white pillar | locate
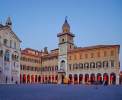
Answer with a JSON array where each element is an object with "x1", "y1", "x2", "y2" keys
[{"x1": 116, "y1": 74, "x2": 119, "y2": 85}]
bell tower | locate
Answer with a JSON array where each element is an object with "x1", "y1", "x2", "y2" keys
[{"x1": 57, "y1": 17, "x2": 75, "y2": 84}]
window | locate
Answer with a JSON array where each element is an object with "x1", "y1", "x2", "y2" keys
[
  {"x1": 4, "y1": 39, "x2": 8, "y2": 46},
  {"x1": 4, "y1": 51, "x2": 10, "y2": 61},
  {"x1": 69, "y1": 64, "x2": 72, "y2": 70},
  {"x1": 20, "y1": 65, "x2": 23, "y2": 70},
  {"x1": 103, "y1": 61, "x2": 108, "y2": 68},
  {"x1": 104, "y1": 51, "x2": 107, "y2": 57},
  {"x1": 90, "y1": 62, "x2": 95, "y2": 68},
  {"x1": 110, "y1": 60, "x2": 114, "y2": 67},
  {"x1": 14, "y1": 42, "x2": 16, "y2": 49},
  {"x1": 74, "y1": 55, "x2": 77, "y2": 60},
  {"x1": 70, "y1": 45, "x2": 72, "y2": 49},
  {"x1": 55, "y1": 66, "x2": 58, "y2": 71},
  {"x1": 69, "y1": 56, "x2": 72, "y2": 60},
  {"x1": 96, "y1": 61, "x2": 102, "y2": 68},
  {"x1": 0, "y1": 50, "x2": 3, "y2": 56},
  {"x1": 84, "y1": 63, "x2": 89, "y2": 69},
  {"x1": 97, "y1": 52, "x2": 100, "y2": 57},
  {"x1": 10, "y1": 40, "x2": 12, "y2": 48},
  {"x1": 91, "y1": 53, "x2": 94, "y2": 58},
  {"x1": 85, "y1": 54, "x2": 88, "y2": 59},
  {"x1": 79, "y1": 63, "x2": 83, "y2": 69},
  {"x1": 62, "y1": 38, "x2": 64, "y2": 42},
  {"x1": 75, "y1": 63, "x2": 78, "y2": 69},
  {"x1": 80, "y1": 54, "x2": 82, "y2": 59},
  {"x1": 111, "y1": 50, "x2": 114, "y2": 56}
]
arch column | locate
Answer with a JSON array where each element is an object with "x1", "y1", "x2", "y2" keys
[
  {"x1": 82, "y1": 74, "x2": 85, "y2": 84},
  {"x1": 72, "y1": 75, "x2": 74, "y2": 84},
  {"x1": 77, "y1": 74, "x2": 79, "y2": 84},
  {"x1": 116, "y1": 74, "x2": 119, "y2": 85},
  {"x1": 108, "y1": 74, "x2": 110, "y2": 85}
]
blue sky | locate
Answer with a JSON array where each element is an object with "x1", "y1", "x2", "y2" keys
[{"x1": 0, "y1": 0, "x2": 122, "y2": 69}]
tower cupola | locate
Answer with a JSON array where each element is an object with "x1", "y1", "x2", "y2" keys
[
  {"x1": 5, "y1": 17, "x2": 12, "y2": 28},
  {"x1": 62, "y1": 17, "x2": 70, "y2": 33}
]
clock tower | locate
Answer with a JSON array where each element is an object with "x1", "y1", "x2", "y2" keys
[{"x1": 57, "y1": 17, "x2": 75, "y2": 84}]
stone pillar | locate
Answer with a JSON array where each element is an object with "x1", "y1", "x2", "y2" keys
[
  {"x1": 72, "y1": 75, "x2": 74, "y2": 84},
  {"x1": 108, "y1": 74, "x2": 110, "y2": 85},
  {"x1": 58, "y1": 74, "x2": 61, "y2": 84},
  {"x1": 82, "y1": 74, "x2": 85, "y2": 84},
  {"x1": 116, "y1": 74, "x2": 119, "y2": 85},
  {"x1": 77, "y1": 74, "x2": 79, "y2": 84}
]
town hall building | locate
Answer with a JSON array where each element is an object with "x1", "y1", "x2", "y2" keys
[{"x1": 20, "y1": 18, "x2": 120, "y2": 85}]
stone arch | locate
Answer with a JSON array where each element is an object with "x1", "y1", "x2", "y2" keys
[
  {"x1": 74, "y1": 74, "x2": 78, "y2": 84},
  {"x1": 60, "y1": 60, "x2": 65, "y2": 71},
  {"x1": 23, "y1": 74, "x2": 26, "y2": 83},
  {"x1": 69, "y1": 74, "x2": 72, "y2": 84},
  {"x1": 85, "y1": 74, "x2": 89, "y2": 84},
  {"x1": 38, "y1": 75, "x2": 41, "y2": 83},
  {"x1": 31, "y1": 75, "x2": 34, "y2": 83},
  {"x1": 90, "y1": 73, "x2": 95, "y2": 84},
  {"x1": 110, "y1": 73, "x2": 116, "y2": 85},
  {"x1": 79, "y1": 74, "x2": 83, "y2": 84},
  {"x1": 103, "y1": 73, "x2": 109, "y2": 85},
  {"x1": 97, "y1": 73, "x2": 102, "y2": 84},
  {"x1": 35, "y1": 75, "x2": 37, "y2": 83},
  {"x1": 27, "y1": 74, "x2": 30, "y2": 83}
]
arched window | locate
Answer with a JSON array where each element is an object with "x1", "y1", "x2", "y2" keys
[
  {"x1": 79, "y1": 63, "x2": 83, "y2": 69},
  {"x1": 84, "y1": 63, "x2": 89, "y2": 69},
  {"x1": 4, "y1": 51, "x2": 10, "y2": 61},
  {"x1": 60, "y1": 60, "x2": 65, "y2": 70},
  {"x1": 0, "y1": 50, "x2": 3, "y2": 57},
  {"x1": 103, "y1": 61, "x2": 108, "y2": 68},
  {"x1": 110, "y1": 60, "x2": 114, "y2": 67},
  {"x1": 62, "y1": 38, "x2": 64, "y2": 42},
  {"x1": 4, "y1": 39, "x2": 8, "y2": 46},
  {"x1": 90, "y1": 62, "x2": 95, "y2": 68},
  {"x1": 96, "y1": 61, "x2": 102, "y2": 68},
  {"x1": 69, "y1": 64, "x2": 72, "y2": 70}
]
